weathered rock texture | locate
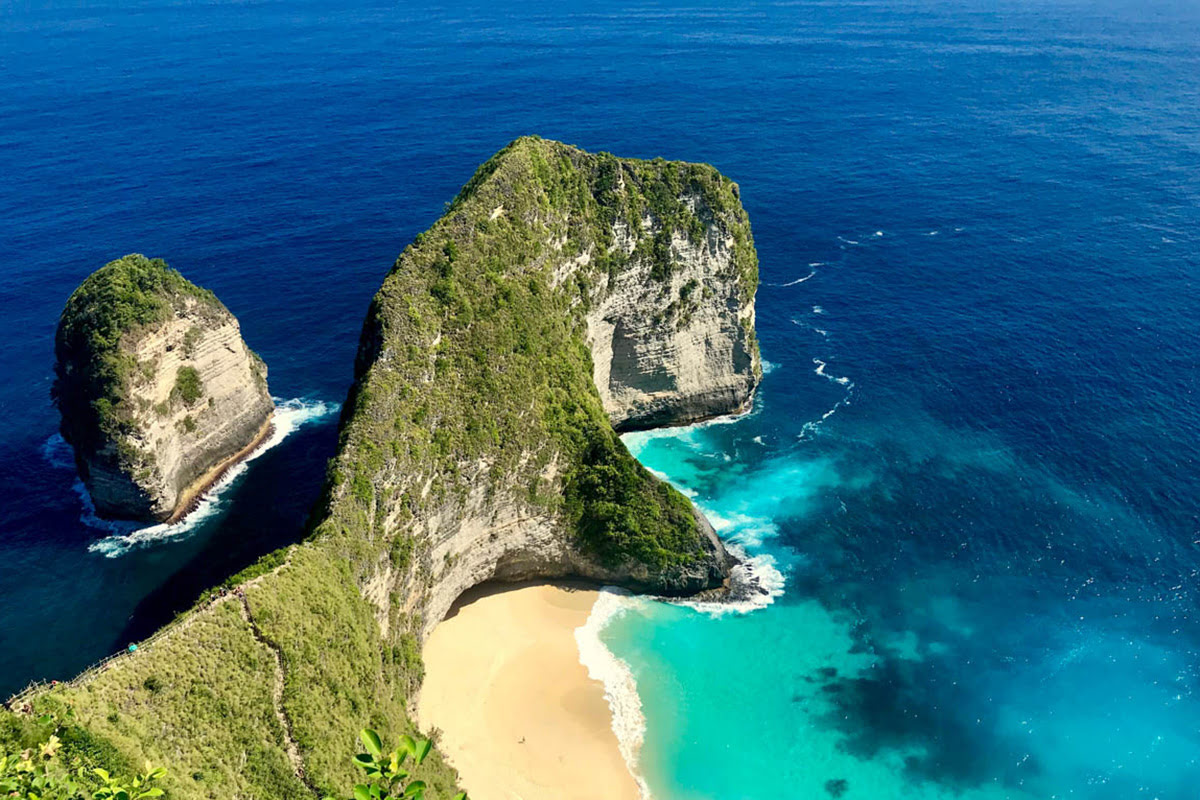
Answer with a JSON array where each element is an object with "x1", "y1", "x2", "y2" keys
[
  {"x1": 54, "y1": 254, "x2": 274, "y2": 522},
  {"x1": 588, "y1": 207, "x2": 759, "y2": 430}
]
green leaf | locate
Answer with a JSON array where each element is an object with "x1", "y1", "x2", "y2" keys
[
  {"x1": 398, "y1": 735, "x2": 416, "y2": 760},
  {"x1": 147, "y1": 767, "x2": 167, "y2": 780},
  {"x1": 137, "y1": 789, "x2": 165, "y2": 798},
  {"x1": 353, "y1": 784, "x2": 373, "y2": 800},
  {"x1": 93, "y1": 768, "x2": 111, "y2": 782},
  {"x1": 404, "y1": 780, "x2": 427, "y2": 797},
  {"x1": 454, "y1": 793, "x2": 468, "y2": 800},
  {"x1": 412, "y1": 738, "x2": 432, "y2": 767},
  {"x1": 360, "y1": 729, "x2": 383, "y2": 758}
]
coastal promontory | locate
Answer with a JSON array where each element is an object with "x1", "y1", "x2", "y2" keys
[
  {"x1": 53, "y1": 254, "x2": 274, "y2": 522},
  {"x1": 17, "y1": 139, "x2": 760, "y2": 799}
]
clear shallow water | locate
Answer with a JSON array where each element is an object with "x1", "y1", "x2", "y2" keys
[{"x1": 2, "y1": 0, "x2": 1199, "y2": 797}]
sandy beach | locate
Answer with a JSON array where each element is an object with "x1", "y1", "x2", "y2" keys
[{"x1": 417, "y1": 583, "x2": 641, "y2": 800}]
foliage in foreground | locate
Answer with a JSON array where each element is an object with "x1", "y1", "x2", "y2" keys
[
  {"x1": 327, "y1": 729, "x2": 466, "y2": 800},
  {"x1": 0, "y1": 728, "x2": 164, "y2": 800},
  {"x1": 15, "y1": 137, "x2": 758, "y2": 800}
]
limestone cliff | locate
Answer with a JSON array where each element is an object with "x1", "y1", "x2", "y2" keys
[
  {"x1": 587, "y1": 190, "x2": 760, "y2": 430},
  {"x1": 54, "y1": 254, "x2": 274, "y2": 522}
]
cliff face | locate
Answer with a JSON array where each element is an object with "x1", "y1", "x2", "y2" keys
[
  {"x1": 20, "y1": 141, "x2": 760, "y2": 800},
  {"x1": 54, "y1": 255, "x2": 274, "y2": 522},
  {"x1": 587, "y1": 200, "x2": 760, "y2": 430}
]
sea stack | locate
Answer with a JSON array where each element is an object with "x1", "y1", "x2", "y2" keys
[{"x1": 53, "y1": 254, "x2": 274, "y2": 523}]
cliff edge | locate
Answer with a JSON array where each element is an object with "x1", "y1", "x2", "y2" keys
[{"x1": 53, "y1": 254, "x2": 274, "y2": 522}]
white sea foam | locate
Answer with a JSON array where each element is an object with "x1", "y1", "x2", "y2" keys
[
  {"x1": 808, "y1": 262, "x2": 825, "y2": 267},
  {"x1": 575, "y1": 588, "x2": 652, "y2": 799},
  {"x1": 770, "y1": 270, "x2": 816, "y2": 287},
  {"x1": 798, "y1": 394, "x2": 851, "y2": 441},
  {"x1": 837, "y1": 236, "x2": 860, "y2": 246},
  {"x1": 924, "y1": 230, "x2": 940, "y2": 236},
  {"x1": 874, "y1": 230, "x2": 884, "y2": 237},
  {"x1": 575, "y1": 552, "x2": 786, "y2": 797},
  {"x1": 813, "y1": 328, "x2": 828, "y2": 337},
  {"x1": 812, "y1": 358, "x2": 851, "y2": 386},
  {"x1": 42, "y1": 398, "x2": 339, "y2": 558},
  {"x1": 812, "y1": 305, "x2": 825, "y2": 315},
  {"x1": 41, "y1": 434, "x2": 75, "y2": 470},
  {"x1": 761, "y1": 358, "x2": 778, "y2": 374}
]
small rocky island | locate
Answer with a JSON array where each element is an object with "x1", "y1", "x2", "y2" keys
[{"x1": 54, "y1": 254, "x2": 274, "y2": 522}]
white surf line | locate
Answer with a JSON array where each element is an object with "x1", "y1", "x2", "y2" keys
[
  {"x1": 766, "y1": 269, "x2": 816, "y2": 287},
  {"x1": 671, "y1": 539, "x2": 786, "y2": 618},
  {"x1": 576, "y1": 588, "x2": 653, "y2": 799},
  {"x1": 800, "y1": 358, "x2": 855, "y2": 441},
  {"x1": 798, "y1": 397, "x2": 849, "y2": 441},
  {"x1": 812, "y1": 358, "x2": 851, "y2": 386},
  {"x1": 44, "y1": 398, "x2": 339, "y2": 558}
]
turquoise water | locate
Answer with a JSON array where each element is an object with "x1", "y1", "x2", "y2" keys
[
  {"x1": 3, "y1": 1, "x2": 1200, "y2": 796},
  {"x1": 613, "y1": 397, "x2": 1200, "y2": 799}
]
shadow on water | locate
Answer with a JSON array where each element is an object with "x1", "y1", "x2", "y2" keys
[{"x1": 112, "y1": 419, "x2": 338, "y2": 646}]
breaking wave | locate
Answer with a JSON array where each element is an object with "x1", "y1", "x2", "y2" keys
[
  {"x1": 44, "y1": 398, "x2": 338, "y2": 557},
  {"x1": 576, "y1": 588, "x2": 653, "y2": 799}
]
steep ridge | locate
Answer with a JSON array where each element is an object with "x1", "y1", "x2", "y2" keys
[{"x1": 15, "y1": 138, "x2": 760, "y2": 799}]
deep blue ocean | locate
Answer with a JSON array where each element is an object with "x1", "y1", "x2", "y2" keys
[{"x1": 2, "y1": 1, "x2": 1199, "y2": 797}]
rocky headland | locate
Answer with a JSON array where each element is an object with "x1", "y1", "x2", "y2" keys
[
  {"x1": 20, "y1": 138, "x2": 760, "y2": 799},
  {"x1": 53, "y1": 254, "x2": 274, "y2": 522}
]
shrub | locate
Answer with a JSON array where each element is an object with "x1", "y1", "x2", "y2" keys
[
  {"x1": 173, "y1": 367, "x2": 203, "y2": 406},
  {"x1": 324, "y1": 729, "x2": 464, "y2": 800}
]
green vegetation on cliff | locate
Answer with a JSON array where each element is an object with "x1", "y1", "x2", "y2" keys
[
  {"x1": 318, "y1": 136, "x2": 756, "y2": 571},
  {"x1": 16, "y1": 138, "x2": 759, "y2": 800},
  {"x1": 53, "y1": 254, "x2": 222, "y2": 458}
]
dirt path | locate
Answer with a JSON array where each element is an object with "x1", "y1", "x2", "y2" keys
[
  {"x1": 235, "y1": 590, "x2": 318, "y2": 793},
  {"x1": 10, "y1": 555, "x2": 320, "y2": 798}
]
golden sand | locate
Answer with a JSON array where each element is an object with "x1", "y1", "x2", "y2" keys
[{"x1": 417, "y1": 583, "x2": 640, "y2": 800}]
